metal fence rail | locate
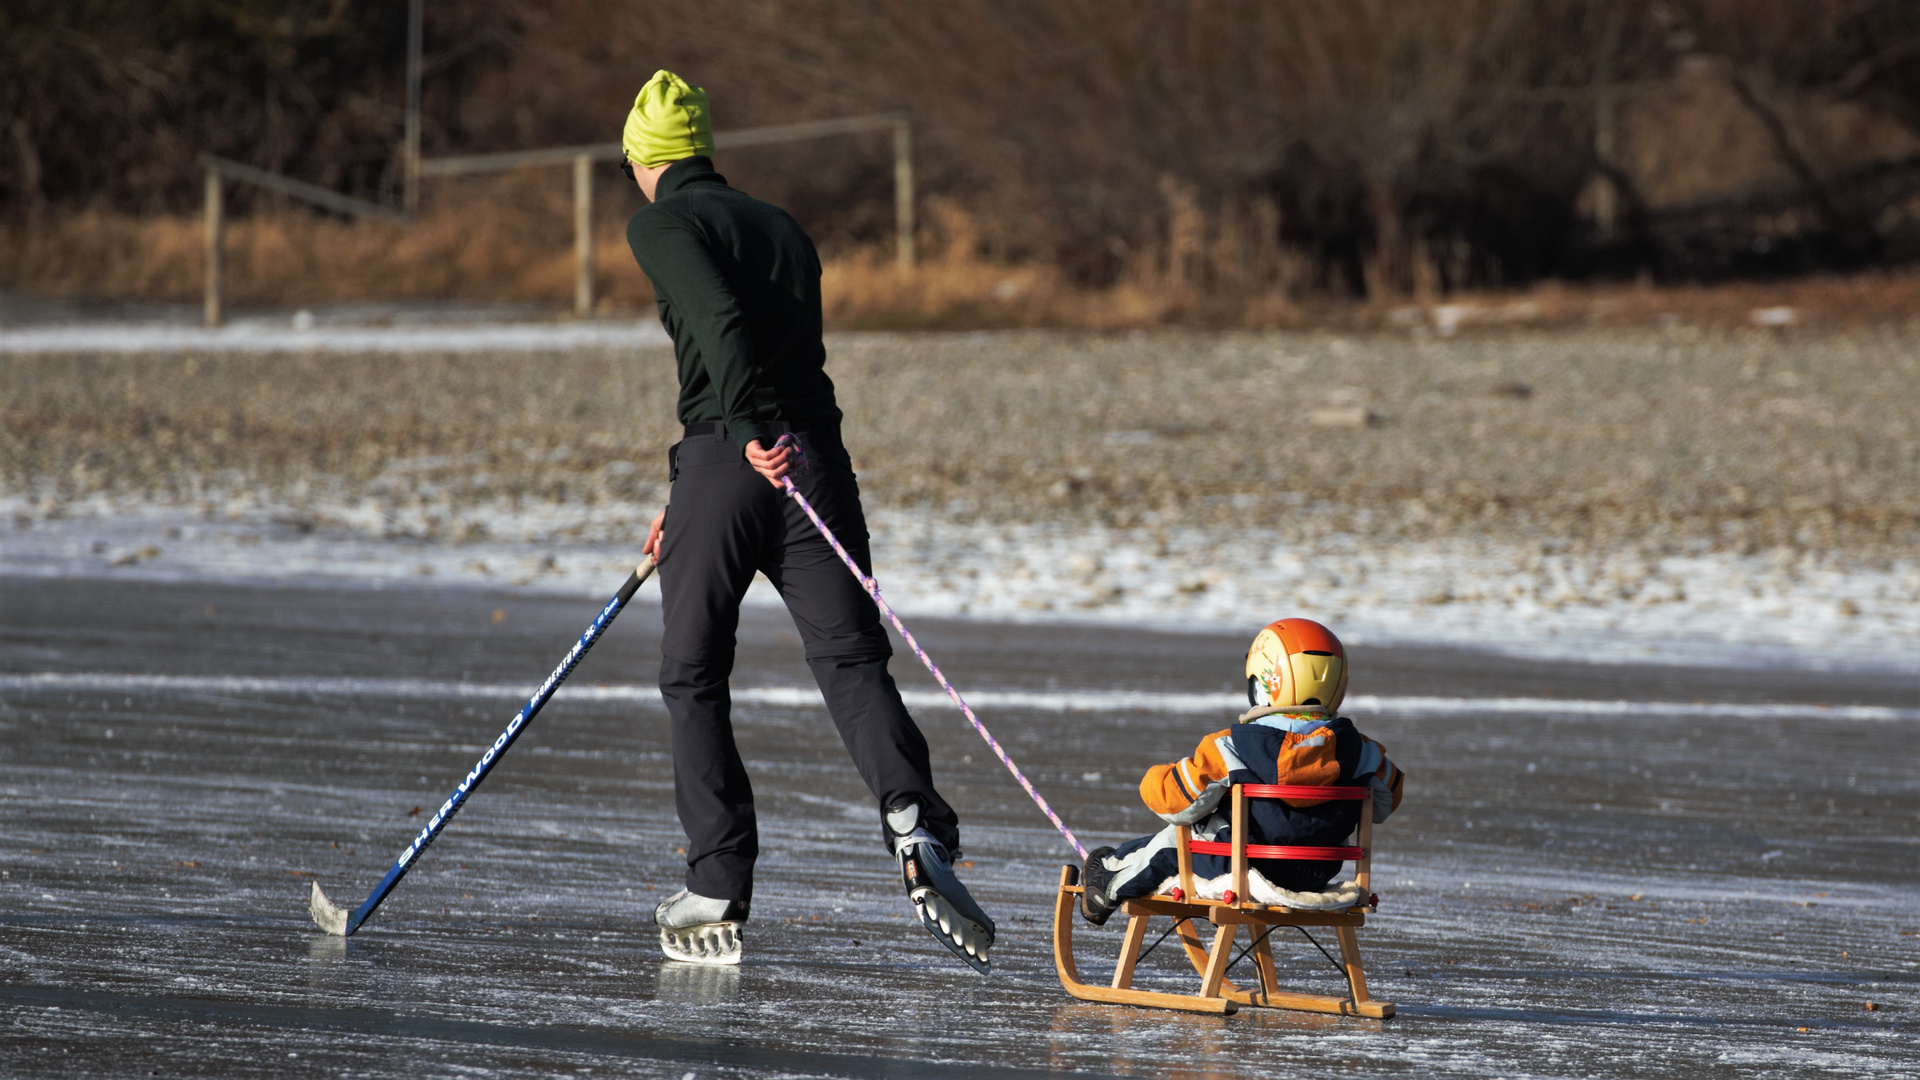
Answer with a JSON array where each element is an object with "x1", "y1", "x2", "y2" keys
[
  {"x1": 418, "y1": 143, "x2": 620, "y2": 177},
  {"x1": 418, "y1": 112, "x2": 915, "y2": 315}
]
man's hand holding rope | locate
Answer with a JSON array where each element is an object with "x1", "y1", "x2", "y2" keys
[{"x1": 745, "y1": 438, "x2": 796, "y2": 486}]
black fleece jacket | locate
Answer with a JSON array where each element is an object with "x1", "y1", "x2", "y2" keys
[{"x1": 625, "y1": 156, "x2": 841, "y2": 450}]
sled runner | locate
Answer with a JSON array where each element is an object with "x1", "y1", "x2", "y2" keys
[{"x1": 1053, "y1": 783, "x2": 1393, "y2": 1018}]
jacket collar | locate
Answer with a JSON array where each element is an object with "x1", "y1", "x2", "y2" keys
[
  {"x1": 655, "y1": 155, "x2": 727, "y2": 201},
  {"x1": 1243, "y1": 708, "x2": 1339, "y2": 736},
  {"x1": 1237, "y1": 704, "x2": 1328, "y2": 724}
]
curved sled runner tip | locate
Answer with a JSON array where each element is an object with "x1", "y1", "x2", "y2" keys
[{"x1": 1053, "y1": 864, "x2": 1231, "y2": 1014}]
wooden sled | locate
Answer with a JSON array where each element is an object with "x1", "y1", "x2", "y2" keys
[{"x1": 1053, "y1": 784, "x2": 1393, "y2": 1018}]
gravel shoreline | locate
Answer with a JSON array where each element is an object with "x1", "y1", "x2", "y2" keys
[{"x1": 6, "y1": 327, "x2": 1916, "y2": 561}]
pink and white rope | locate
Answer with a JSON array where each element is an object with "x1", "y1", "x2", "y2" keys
[{"x1": 772, "y1": 434, "x2": 1087, "y2": 860}]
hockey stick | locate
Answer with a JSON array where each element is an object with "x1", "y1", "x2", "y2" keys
[
  {"x1": 768, "y1": 435, "x2": 1088, "y2": 860},
  {"x1": 309, "y1": 554, "x2": 657, "y2": 935}
]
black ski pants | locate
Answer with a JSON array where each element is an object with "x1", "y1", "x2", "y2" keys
[{"x1": 656, "y1": 421, "x2": 959, "y2": 904}]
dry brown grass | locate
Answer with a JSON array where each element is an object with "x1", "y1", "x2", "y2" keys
[
  {"x1": 14, "y1": 198, "x2": 1920, "y2": 334},
  {"x1": 1, "y1": 172, "x2": 658, "y2": 308},
  {"x1": 0, "y1": 196, "x2": 1213, "y2": 326}
]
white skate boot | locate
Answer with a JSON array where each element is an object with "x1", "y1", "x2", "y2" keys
[
  {"x1": 655, "y1": 889, "x2": 748, "y2": 966},
  {"x1": 886, "y1": 801, "x2": 996, "y2": 974}
]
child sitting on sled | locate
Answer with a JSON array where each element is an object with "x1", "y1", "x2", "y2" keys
[{"x1": 1079, "y1": 618, "x2": 1405, "y2": 924}]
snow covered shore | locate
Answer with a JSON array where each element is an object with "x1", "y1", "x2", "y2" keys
[{"x1": 6, "y1": 496, "x2": 1914, "y2": 672}]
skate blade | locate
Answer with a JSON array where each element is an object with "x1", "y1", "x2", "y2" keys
[
  {"x1": 912, "y1": 890, "x2": 991, "y2": 975},
  {"x1": 659, "y1": 921, "x2": 742, "y2": 966},
  {"x1": 309, "y1": 882, "x2": 351, "y2": 937}
]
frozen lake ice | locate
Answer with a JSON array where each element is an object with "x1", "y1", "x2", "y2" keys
[{"x1": 3, "y1": 575, "x2": 1916, "y2": 1077}]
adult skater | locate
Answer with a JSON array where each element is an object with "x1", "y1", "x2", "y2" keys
[{"x1": 618, "y1": 70, "x2": 995, "y2": 971}]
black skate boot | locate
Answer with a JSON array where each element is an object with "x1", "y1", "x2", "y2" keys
[
  {"x1": 655, "y1": 888, "x2": 749, "y2": 966},
  {"x1": 1079, "y1": 846, "x2": 1120, "y2": 926},
  {"x1": 885, "y1": 800, "x2": 996, "y2": 974}
]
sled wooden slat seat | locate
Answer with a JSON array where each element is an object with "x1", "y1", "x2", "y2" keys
[{"x1": 1053, "y1": 783, "x2": 1394, "y2": 1019}]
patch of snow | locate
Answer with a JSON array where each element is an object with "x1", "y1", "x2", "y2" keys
[
  {"x1": 4, "y1": 498, "x2": 1915, "y2": 674},
  {"x1": 0, "y1": 319, "x2": 670, "y2": 353}
]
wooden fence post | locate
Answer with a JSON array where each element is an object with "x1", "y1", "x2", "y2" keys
[
  {"x1": 403, "y1": 0, "x2": 423, "y2": 214},
  {"x1": 574, "y1": 152, "x2": 594, "y2": 317},
  {"x1": 203, "y1": 166, "x2": 224, "y2": 328},
  {"x1": 893, "y1": 116, "x2": 915, "y2": 269}
]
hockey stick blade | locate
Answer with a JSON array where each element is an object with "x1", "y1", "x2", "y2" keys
[
  {"x1": 307, "y1": 556, "x2": 655, "y2": 936},
  {"x1": 310, "y1": 881, "x2": 351, "y2": 937}
]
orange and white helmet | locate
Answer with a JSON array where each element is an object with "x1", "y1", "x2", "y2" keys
[{"x1": 1245, "y1": 618, "x2": 1348, "y2": 713}]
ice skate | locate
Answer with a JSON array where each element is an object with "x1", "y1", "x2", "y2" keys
[
  {"x1": 655, "y1": 888, "x2": 749, "y2": 966},
  {"x1": 1078, "y1": 846, "x2": 1119, "y2": 926},
  {"x1": 887, "y1": 801, "x2": 996, "y2": 974}
]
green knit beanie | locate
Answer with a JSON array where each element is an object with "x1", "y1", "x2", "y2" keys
[{"x1": 623, "y1": 70, "x2": 714, "y2": 168}]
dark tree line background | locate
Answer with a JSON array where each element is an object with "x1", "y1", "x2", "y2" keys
[{"x1": 9, "y1": 0, "x2": 1920, "y2": 296}]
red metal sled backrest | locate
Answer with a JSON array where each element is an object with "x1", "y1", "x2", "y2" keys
[{"x1": 1175, "y1": 784, "x2": 1376, "y2": 907}]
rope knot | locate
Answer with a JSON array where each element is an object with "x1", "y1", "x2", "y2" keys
[{"x1": 771, "y1": 432, "x2": 810, "y2": 476}]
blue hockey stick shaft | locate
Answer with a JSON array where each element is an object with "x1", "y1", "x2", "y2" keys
[{"x1": 334, "y1": 556, "x2": 655, "y2": 935}]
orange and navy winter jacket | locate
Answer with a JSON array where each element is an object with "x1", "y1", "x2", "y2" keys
[{"x1": 1139, "y1": 708, "x2": 1404, "y2": 850}]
